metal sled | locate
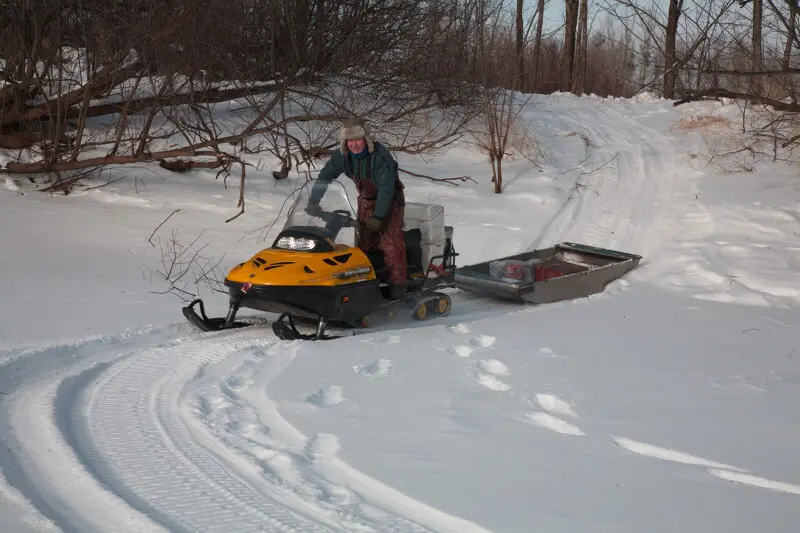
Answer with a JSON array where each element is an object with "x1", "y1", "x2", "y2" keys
[{"x1": 454, "y1": 242, "x2": 641, "y2": 304}]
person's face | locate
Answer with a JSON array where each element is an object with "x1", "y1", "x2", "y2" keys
[{"x1": 347, "y1": 138, "x2": 367, "y2": 153}]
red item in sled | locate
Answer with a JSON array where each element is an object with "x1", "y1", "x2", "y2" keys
[
  {"x1": 534, "y1": 265, "x2": 563, "y2": 281},
  {"x1": 503, "y1": 262, "x2": 527, "y2": 280},
  {"x1": 489, "y1": 259, "x2": 530, "y2": 282}
]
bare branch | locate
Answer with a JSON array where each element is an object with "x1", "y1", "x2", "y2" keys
[
  {"x1": 149, "y1": 209, "x2": 181, "y2": 247},
  {"x1": 398, "y1": 167, "x2": 477, "y2": 186}
]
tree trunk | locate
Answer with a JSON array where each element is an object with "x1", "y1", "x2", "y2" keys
[
  {"x1": 531, "y1": 0, "x2": 545, "y2": 88},
  {"x1": 493, "y1": 157, "x2": 503, "y2": 193},
  {"x1": 783, "y1": 0, "x2": 796, "y2": 70},
  {"x1": 663, "y1": 0, "x2": 683, "y2": 99},
  {"x1": 751, "y1": 0, "x2": 762, "y2": 96},
  {"x1": 562, "y1": 0, "x2": 579, "y2": 92},
  {"x1": 516, "y1": 0, "x2": 524, "y2": 91},
  {"x1": 572, "y1": 0, "x2": 588, "y2": 93}
]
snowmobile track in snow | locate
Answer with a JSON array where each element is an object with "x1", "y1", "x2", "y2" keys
[
  {"x1": 2, "y1": 325, "x2": 444, "y2": 533},
  {"x1": 532, "y1": 100, "x2": 675, "y2": 259},
  {"x1": 74, "y1": 329, "x2": 331, "y2": 533}
]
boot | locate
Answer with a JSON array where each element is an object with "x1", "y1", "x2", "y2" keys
[{"x1": 388, "y1": 284, "x2": 406, "y2": 300}]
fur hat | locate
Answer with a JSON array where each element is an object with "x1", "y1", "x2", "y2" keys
[{"x1": 339, "y1": 116, "x2": 374, "y2": 153}]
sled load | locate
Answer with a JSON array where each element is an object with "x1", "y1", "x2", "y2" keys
[{"x1": 182, "y1": 178, "x2": 641, "y2": 341}]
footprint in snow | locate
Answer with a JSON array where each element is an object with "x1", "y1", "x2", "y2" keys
[
  {"x1": 305, "y1": 433, "x2": 341, "y2": 461},
  {"x1": 524, "y1": 412, "x2": 585, "y2": 436},
  {"x1": 470, "y1": 335, "x2": 496, "y2": 348},
  {"x1": 196, "y1": 394, "x2": 230, "y2": 415},
  {"x1": 534, "y1": 393, "x2": 579, "y2": 418},
  {"x1": 262, "y1": 452, "x2": 304, "y2": 485},
  {"x1": 319, "y1": 480, "x2": 355, "y2": 505},
  {"x1": 475, "y1": 373, "x2": 511, "y2": 391},
  {"x1": 306, "y1": 385, "x2": 344, "y2": 407},
  {"x1": 352, "y1": 358, "x2": 393, "y2": 377},
  {"x1": 478, "y1": 358, "x2": 509, "y2": 376},
  {"x1": 450, "y1": 345, "x2": 473, "y2": 358},
  {"x1": 447, "y1": 323, "x2": 471, "y2": 334}
]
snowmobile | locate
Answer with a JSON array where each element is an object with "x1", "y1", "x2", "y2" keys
[{"x1": 182, "y1": 178, "x2": 459, "y2": 340}]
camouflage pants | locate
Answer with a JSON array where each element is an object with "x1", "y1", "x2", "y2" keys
[{"x1": 357, "y1": 199, "x2": 407, "y2": 285}]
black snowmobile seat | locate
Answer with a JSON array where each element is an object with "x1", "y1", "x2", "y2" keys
[
  {"x1": 363, "y1": 228, "x2": 424, "y2": 283},
  {"x1": 404, "y1": 228, "x2": 424, "y2": 273}
]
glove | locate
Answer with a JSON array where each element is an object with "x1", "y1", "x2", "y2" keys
[
  {"x1": 305, "y1": 200, "x2": 323, "y2": 217},
  {"x1": 361, "y1": 217, "x2": 383, "y2": 233}
]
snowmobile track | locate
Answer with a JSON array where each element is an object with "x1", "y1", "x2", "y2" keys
[
  {"x1": 57, "y1": 327, "x2": 436, "y2": 533},
  {"x1": 68, "y1": 329, "x2": 324, "y2": 533},
  {"x1": 532, "y1": 101, "x2": 675, "y2": 259}
]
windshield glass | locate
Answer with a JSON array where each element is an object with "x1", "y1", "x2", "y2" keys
[{"x1": 281, "y1": 178, "x2": 358, "y2": 248}]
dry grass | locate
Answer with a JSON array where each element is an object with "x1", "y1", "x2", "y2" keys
[
  {"x1": 682, "y1": 106, "x2": 800, "y2": 173},
  {"x1": 671, "y1": 113, "x2": 733, "y2": 133}
]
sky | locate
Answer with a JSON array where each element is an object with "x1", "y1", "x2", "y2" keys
[
  {"x1": 535, "y1": 0, "x2": 636, "y2": 36},
  {"x1": 537, "y1": 0, "x2": 779, "y2": 43},
  {"x1": 539, "y1": 0, "x2": 675, "y2": 33}
]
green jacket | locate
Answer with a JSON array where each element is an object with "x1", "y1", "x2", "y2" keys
[{"x1": 311, "y1": 141, "x2": 401, "y2": 220}]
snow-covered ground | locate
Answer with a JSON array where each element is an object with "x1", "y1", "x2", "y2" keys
[{"x1": 1, "y1": 93, "x2": 799, "y2": 533}]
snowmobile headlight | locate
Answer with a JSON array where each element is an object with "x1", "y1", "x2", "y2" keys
[{"x1": 275, "y1": 236, "x2": 317, "y2": 251}]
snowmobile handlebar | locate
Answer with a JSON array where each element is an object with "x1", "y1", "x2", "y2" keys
[
  {"x1": 318, "y1": 209, "x2": 358, "y2": 227},
  {"x1": 303, "y1": 202, "x2": 359, "y2": 238},
  {"x1": 314, "y1": 208, "x2": 360, "y2": 241}
]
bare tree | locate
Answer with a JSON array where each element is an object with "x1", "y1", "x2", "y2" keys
[
  {"x1": 664, "y1": 0, "x2": 684, "y2": 98},
  {"x1": 531, "y1": 0, "x2": 548, "y2": 86},
  {"x1": 0, "y1": 0, "x2": 481, "y2": 210},
  {"x1": 469, "y1": 0, "x2": 541, "y2": 193},
  {"x1": 573, "y1": 0, "x2": 590, "y2": 93},
  {"x1": 516, "y1": 0, "x2": 525, "y2": 90},
  {"x1": 562, "y1": 0, "x2": 580, "y2": 91},
  {"x1": 782, "y1": 0, "x2": 797, "y2": 69},
  {"x1": 751, "y1": 0, "x2": 763, "y2": 96}
]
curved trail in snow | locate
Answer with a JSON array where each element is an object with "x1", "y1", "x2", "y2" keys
[{"x1": 0, "y1": 325, "x2": 492, "y2": 533}]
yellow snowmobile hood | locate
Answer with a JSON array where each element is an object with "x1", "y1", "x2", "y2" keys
[{"x1": 226, "y1": 246, "x2": 377, "y2": 287}]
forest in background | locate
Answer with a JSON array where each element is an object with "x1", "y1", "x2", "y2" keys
[{"x1": 0, "y1": 0, "x2": 797, "y2": 198}]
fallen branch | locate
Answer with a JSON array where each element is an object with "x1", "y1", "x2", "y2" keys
[
  {"x1": 398, "y1": 167, "x2": 476, "y2": 186},
  {"x1": 2, "y1": 114, "x2": 345, "y2": 175},
  {"x1": 159, "y1": 157, "x2": 227, "y2": 172},
  {"x1": 81, "y1": 175, "x2": 128, "y2": 191},
  {"x1": 225, "y1": 158, "x2": 247, "y2": 223},
  {"x1": 578, "y1": 152, "x2": 619, "y2": 177},
  {"x1": 1, "y1": 60, "x2": 146, "y2": 126},
  {"x1": 703, "y1": 67, "x2": 800, "y2": 77},
  {"x1": 674, "y1": 88, "x2": 800, "y2": 113},
  {"x1": 149, "y1": 209, "x2": 181, "y2": 247}
]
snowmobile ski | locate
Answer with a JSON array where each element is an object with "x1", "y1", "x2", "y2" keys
[{"x1": 182, "y1": 299, "x2": 252, "y2": 332}]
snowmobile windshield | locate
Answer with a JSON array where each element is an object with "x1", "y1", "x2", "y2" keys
[{"x1": 278, "y1": 179, "x2": 358, "y2": 250}]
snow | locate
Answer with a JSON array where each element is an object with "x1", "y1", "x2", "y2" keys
[{"x1": 1, "y1": 92, "x2": 799, "y2": 533}]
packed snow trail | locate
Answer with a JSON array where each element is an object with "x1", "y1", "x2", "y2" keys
[
  {"x1": 528, "y1": 97, "x2": 681, "y2": 262},
  {"x1": 0, "y1": 325, "x2": 493, "y2": 533},
  {"x1": 0, "y1": 325, "x2": 188, "y2": 533}
]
